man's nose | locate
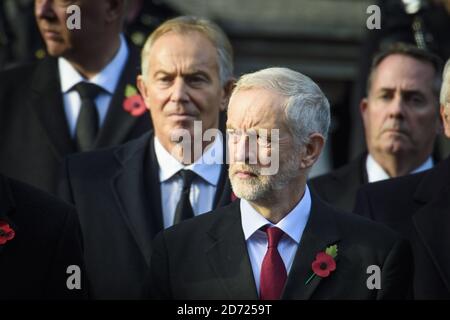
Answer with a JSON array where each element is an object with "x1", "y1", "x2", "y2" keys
[
  {"x1": 35, "y1": 0, "x2": 56, "y2": 20},
  {"x1": 231, "y1": 134, "x2": 258, "y2": 164},
  {"x1": 388, "y1": 93, "x2": 406, "y2": 119},
  {"x1": 170, "y1": 78, "x2": 189, "y2": 103}
]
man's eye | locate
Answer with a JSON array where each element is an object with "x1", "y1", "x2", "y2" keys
[
  {"x1": 410, "y1": 95, "x2": 425, "y2": 105},
  {"x1": 187, "y1": 76, "x2": 207, "y2": 85},
  {"x1": 257, "y1": 136, "x2": 272, "y2": 146},
  {"x1": 379, "y1": 93, "x2": 392, "y2": 101},
  {"x1": 156, "y1": 77, "x2": 172, "y2": 84}
]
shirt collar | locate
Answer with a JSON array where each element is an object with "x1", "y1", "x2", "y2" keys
[
  {"x1": 154, "y1": 133, "x2": 223, "y2": 186},
  {"x1": 366, "y1": 154, "x2": 433, "y2": 183},
  {"x1": 58, "y1": 34, "x2": 129, "y2": 94},
  {"x1": 240, "y1": 186, "x2": 312, "y2": 244}
]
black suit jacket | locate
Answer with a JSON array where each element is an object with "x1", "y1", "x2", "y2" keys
[
  {"x1": 354, "y1": 157, "x2": 450, "y2": 299},
  {"x1": 148, "y1": 194, "x2": 412, "y2": 300},
  {"x1": 0, "y1": 43, "x2": 151, "y2": 196},
  {"x1": 60, "y1": 131, "x2": 234, "y2": 299},
  {"x1": 0, "y1": 174, "x2": 86, "y2": 299},
  {"x1": 309, "y1": 154, "x2": 368, "y2": 213}
]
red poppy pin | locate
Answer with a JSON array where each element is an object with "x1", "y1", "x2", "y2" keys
[
  {"x1": 305, "y1": 244, "x2": 338, "y2": 285},
  {"x1": 123, "y1": 84, "x2": 147, "y2": 117},
  {"x1": 0, "y1": 220, "x2": 15, "y2": 245}
]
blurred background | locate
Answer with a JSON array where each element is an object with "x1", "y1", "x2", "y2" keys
[{"x1": 1, "y1": 0, "x2": 449, "y2": 177}]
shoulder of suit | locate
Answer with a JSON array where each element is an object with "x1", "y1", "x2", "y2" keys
[
  {"x1": 358, "y1": 169, "x2": 426, "y2": 203},
  {"x1": 310, "y1": 155, "x2": 364, "y2": 186},
  {"x1": 354, "y1": 169, "x2": 427, "y2": 220},
  {"x1": 5, "y1": 176, "x2": 76, "y2": 225},
  {"x1": 327, "y1": 200, "x2": 406, "y2": 247},
  {"x1": 0, "y1": 61, "x2": 40, "y2": 89},
  {"x1": 161, "y1": 201, "x2": 240, "y2": 238},
  {"x1": 67, "y1": 131, "x2": 152, "y2": 170}
]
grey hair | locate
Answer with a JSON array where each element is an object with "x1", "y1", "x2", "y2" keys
[
  {"x1": 232, "y1": 67, "x2": 330, "y2": 146},
  {"x1": 140, "y1": 16, "x2": 234, "y2": 86},
  {"x1": 441, "y1": 58, "x2": 450, "y2": 106}
]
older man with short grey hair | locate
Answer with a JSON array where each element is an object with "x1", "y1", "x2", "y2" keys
[{"x1": 148, "y1": 67, "x2": 412, "y2": 300}]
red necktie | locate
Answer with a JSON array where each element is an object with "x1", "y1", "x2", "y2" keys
[{"x1": 260, "y1": 226, "x2": 287, "y2": 300}]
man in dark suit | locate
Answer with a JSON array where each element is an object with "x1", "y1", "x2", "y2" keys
[
  {"x1": 354, "y1": 58, "x2": 450, "y2": 299},
  {"x1": 0, "y1": 173, "x2": 86, "y2": 299},
  {"x1": 309, "y1": 43, "x2": 442, "y2": 212},
  {"x1": 0, "y1": 0, "x2": 151, "y2": 196},
  {"x1": 148, "y1": 67, "x2": 413, "y2": 300},
  {"x1": 61, "y1": 16, "x2": 235, "y2": 299}
]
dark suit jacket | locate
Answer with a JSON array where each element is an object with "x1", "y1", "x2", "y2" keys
[
  {"x1": 309, "y1": 154, "x2": 368, "y2": 213},
  {"x1": 354, "y1": 157, "x2": 450, "y2": 299},
  {"x1": 0, "y1": 174, "x2": 86, "y2": 299},
  {"x1": 60, "y1": 131, "x2": 234, "y2": 299},
  {"x1": 0, "y1": 42, "x2": 151, "y2": 196},
  {"x1": 148, "y1": 194, "x2": 413, "y2": 300}
]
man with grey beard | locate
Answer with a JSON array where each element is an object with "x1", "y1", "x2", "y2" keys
[{"x1": 148, "y1": 67, "x2": 413, "y2": 300}]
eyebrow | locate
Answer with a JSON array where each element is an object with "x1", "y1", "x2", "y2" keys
[
  {"x1": 378, "y1": 87, "x2": 425, "y2": 94},
  {"x1": 153, "y1": 69, "x2": 212, "y2": 78}
]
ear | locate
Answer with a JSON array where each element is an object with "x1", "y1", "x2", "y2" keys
[
  {"x1": 440, "y1": 104, "x2": 450, "y2": 138},
  {"x1": 299, "y1": 133, "x2": 325, "y2": 170},
  {"x1": 104, "y1": 0, "x2": 124, "y2": 23},
  {"x1": 219, "y1": 79, "x2": 236, "y2": 112},
  {"x1": 137, "y1": 75, "x2": 150, "y2": 110},
  {"x1": 359, "y1": 97, "x2": 369, "y2": 125}
]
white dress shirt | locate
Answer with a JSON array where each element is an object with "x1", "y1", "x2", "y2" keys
[
  {"x1": 58, "y1": 34, "x2": 129, "y2": 137},
  {"x1": 154, "y1": 135, "x2": 224, "y2": 229},
  {"x1": 241, "y1": 186, "x2": 312, "y2": 294},
  {"x1": 366, "y1": 154, "x2": 433, "y2": 183}
]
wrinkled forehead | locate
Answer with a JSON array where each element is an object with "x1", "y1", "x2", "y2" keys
[
  {"x1": 227, "y1": 88, "x2": 288, "y2": 131},
  {"x1": 148, "y1": 31, "x2": 220, "y2": 72},
  {"x1": 371, "y1": 54, "x2": 436, "y2": 92}
]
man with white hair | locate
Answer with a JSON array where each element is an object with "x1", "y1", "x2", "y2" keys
[
  {"x1": 355, "y1": 58, "x2": 450, "y2": 299},
  {"x1": 148, "y1": 67, "x2": 412, "y2": 300}
]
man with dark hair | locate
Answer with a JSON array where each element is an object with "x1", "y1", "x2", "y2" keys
[
  {"x1": 310, "y1": 43, "x2": 442, "y2": 212},
  {"x1": 0, "y1": 0, "x2": 151, "y2": 196},
  {"x1": 354, "y1": 58, "x2": 450, "y2": 299}
]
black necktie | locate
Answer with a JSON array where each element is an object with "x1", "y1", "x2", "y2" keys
[
  {"x1": 73, "y1": 82, "x2": 102, "y2": 152},
  {"x1": 173, "y1": 169, "x2": 197, "y2": 225}
]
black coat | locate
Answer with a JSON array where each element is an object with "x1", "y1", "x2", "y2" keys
[
  {"x1": 354, "y1": 157, "x2": 450, "y2": 299},
  {"x1": 0, "y1": 174, "x2": 86, "y2": 299},
  {"x1": 0, "y1": 43, "x2": 151, "y2": 196},
  {"x1": 60, "y1": 132, "x2": 234, "y2": 299},
  {"x1": 148, "y1": 195, "x2": 413, "y2": 300},
  {"x1": 309, "y1": 154, "x2": 368, "y2": 213}
]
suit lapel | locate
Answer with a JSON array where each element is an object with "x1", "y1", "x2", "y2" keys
[
  {"x1": 29, "y1": 58, "x2": 75, "y2": 157},
  {"x1": 282, "y1": 195, "x2": 341, "y2": 299},
  {"x1": 95, "y1": 44, "x2": 145, "y2": 148},
  {"x1": 205, "y1": 201, "x2": 258, "y2": 299},
  {"x1": 110, "y1": 133, "x2": 162, "y2": 266}
]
